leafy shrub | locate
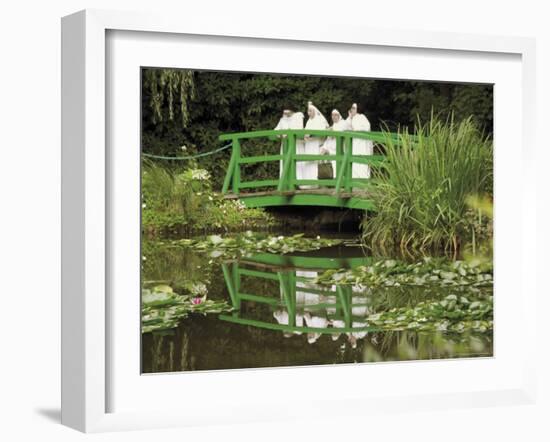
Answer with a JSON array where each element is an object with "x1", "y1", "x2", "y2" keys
[{"x1": 141, "y1": 160, "x2": 274, "y2": 234}]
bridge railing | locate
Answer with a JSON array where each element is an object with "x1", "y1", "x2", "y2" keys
[{"x1": 219, "y1": 129, "x2": 389, "y2": 195}]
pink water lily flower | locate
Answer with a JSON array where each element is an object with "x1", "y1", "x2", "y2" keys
[{"x1": 191, "y1": 297, "x2": 203, "y2": 305}]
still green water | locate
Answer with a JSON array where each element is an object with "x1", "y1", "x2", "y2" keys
[{"x1": 141, "y1": 233, "x2": 493, "y2": 373}]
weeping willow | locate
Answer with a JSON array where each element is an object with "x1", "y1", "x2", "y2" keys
[{"x1": 143, "y1": 69, "x2": 195, "y2": 126}]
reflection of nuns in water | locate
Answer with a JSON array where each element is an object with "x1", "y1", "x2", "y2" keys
[
  {"x1": 297, "y1": 270, "x2": 331, "y2": 344},
  {"x1": 273, "y1": 308, "x2": 304, "y2": 338},
  {"x1": 346, "y1": 285, "x2": 370, "y2": 348},
  {"x1": 326, "y1": 284, "x2": 370, "y2": 347},
  {"x1": 274, "y1": 273, "x2": 370, "y2": 345}
]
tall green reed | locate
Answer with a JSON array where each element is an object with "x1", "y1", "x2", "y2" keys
[{"x1": 362, "y1": 115, "x2": 493, "y2": 254}]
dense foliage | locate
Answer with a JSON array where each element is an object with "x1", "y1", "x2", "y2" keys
[
  {"x1": 142, "y1": 69, "x2": 493, "y2": 188},
  {"x1": 141, "y1": 160, "x2": 274, "y2": 234}
]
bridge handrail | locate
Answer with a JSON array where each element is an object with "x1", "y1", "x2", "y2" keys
[
  {"x1": 219, "y1": 128, "x2": 392, "y2": 142},
  {"x1": 220, "y1": 128, "x2": 397, "y2": 195}
]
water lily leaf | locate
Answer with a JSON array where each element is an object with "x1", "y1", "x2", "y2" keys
[
  {"x1": 208, "y1": 234, "x2": 223, "y2": 245},
  {"x1": 142, "y1": 291, "x2": 178, "y2": 307},
  {"x1": 440, "y1": 271, "x2": 457, "y2": 280},
  {"x1": 153, "y1": 284, "x2": 173, "y2": 293}
]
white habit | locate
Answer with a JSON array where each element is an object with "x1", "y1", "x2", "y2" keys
[
  {"x1": 323, "y1": 109, "x2": 350, "y2": 177},
  {"x1": 303, "y1": 103, "x2": 329, "y2": 188},
  {"x1": 274, "y1": 112, "x2": 304, "y2": 179},
  {"x1": 347, "y1": 111, "x2": 373, "y2": 180}
]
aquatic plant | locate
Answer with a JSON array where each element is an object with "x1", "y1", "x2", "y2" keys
[
  {"x1": 169, "y1": 232, "x2": 342, "y2": 260},
  {"x1": 142, "y1": 284, "x2": 233, "y2": 333},
  {"x1": 314, "y1": 256, "x2": 493, "y2": 334},
  {"x1": 362, "y1": 115, "x2": 493, "y2": 253},
  {"x1": 314, "y1": 257, "x2": 492, "y2": 291},
  {"x1": 365, "y1": 293, "x2": 493, "y2": 334}
]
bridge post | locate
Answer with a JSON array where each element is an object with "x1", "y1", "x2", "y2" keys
[
  {"x1": 336, "y1": 135, "x2": 343, "y2": 185},
  {"x1": 288, "y1": 133, "x2": 296, "y2": 191},
  {"x1": 344, "y1": 136, "x2": 353, "y2": 192},
  {"x1": 335, "y1": 135, "x2": 352, "y2": 194},
  {"x1": 221, "y1": 140, "x2": 235, "y2": 194},
  {"x1": 278, "y1": 134, "x2": 295, "y2": 192},
  {"x1": 232, "y1": 139, "x2": 241, "y2": 194}
]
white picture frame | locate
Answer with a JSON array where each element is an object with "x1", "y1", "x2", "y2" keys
[{"x1": 61, "y1": 9, "x2": 538, "y2": 433}]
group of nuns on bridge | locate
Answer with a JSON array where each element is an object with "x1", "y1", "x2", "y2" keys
[{"x1": 274, "y1": 102, "x2": 373, "y2": 188}]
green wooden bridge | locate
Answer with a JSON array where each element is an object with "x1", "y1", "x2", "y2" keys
[{"x1": 220, "y1": 129, "x2": 392, "y2": 210}]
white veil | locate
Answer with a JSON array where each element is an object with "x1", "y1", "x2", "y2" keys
[
  {"x1": 349, "y1": 103, "x2": 370, "y2": 131},
  {"x1": 306, "y1": 101, "x2": 329, "y2": 129}
]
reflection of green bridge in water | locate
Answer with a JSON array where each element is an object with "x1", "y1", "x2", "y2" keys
[
  {"x1": 220, "y1": 252, "x2": 380, "y2": 336},
  {"x1": 220, "y1": 129, "x2": 395, "y2": 210}
]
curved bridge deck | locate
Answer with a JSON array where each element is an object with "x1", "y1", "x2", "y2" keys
[
  {"x1": 223, "y1": 188, "x2": 375, "y2": 210},
  {"x1": 219, "y1": 128, "x2": 394, "y2": 210}
]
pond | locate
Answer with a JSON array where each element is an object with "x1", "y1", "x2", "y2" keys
[{"x1": 141, "y1": 231, "x2": 493, "y2": 373}]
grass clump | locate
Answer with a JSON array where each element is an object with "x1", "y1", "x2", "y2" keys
[{"x1": 362, "y1": 115, "x2": 492, "y2": 254}]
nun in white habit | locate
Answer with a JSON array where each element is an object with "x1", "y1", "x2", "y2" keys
[
  {"x1": 321, "y1": 109, "x2": 350, "y2": 177},
  {"x1": 346, "y1": 103, "x2": 373, "y2": 181},
  {"x1": 274, "y1": 109, "x2": 304, "y2": 178},
  {"x1": 302, "y1": 102, "x2": 329, "y2": 188}
]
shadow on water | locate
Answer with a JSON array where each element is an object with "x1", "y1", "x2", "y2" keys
[{"x1": 141, "y1": 238, "x2": 493, "y2": 373}]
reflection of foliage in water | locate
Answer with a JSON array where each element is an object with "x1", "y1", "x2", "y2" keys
[
  {"x1": 363, "y1": 331, "x2": 492, "y2": 362},
  {"x1": 143, "y1": 320, "x2": 492, "y2": 373},
  {"x1": 142, "y1": 240, "x2": 214, "y2": 292}
]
